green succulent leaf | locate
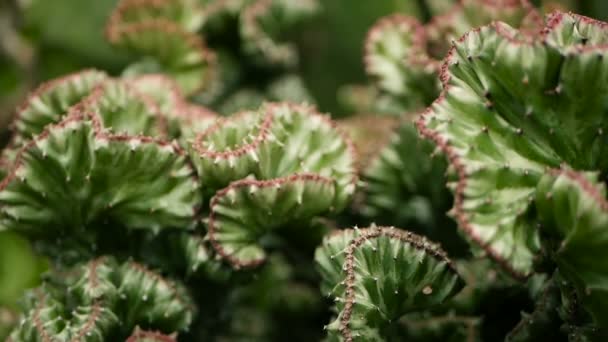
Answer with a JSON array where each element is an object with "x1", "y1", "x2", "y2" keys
[
  {"x1": 116, "y1": 261, "x2": 195, "y2": 332},
  {"x1": 0, "y1": 111, "x2": 200, "y2": 237},
  {"x1": 127, "y1": 74, "x2": 218, "y2": 140},
  {"x1": 108, "y1": 19, "x2": 215, "y2": 96},
  {"x1": 535, "y1": 168, "x2": 608, "y2": 327},
  {"x1": 190, "y1": 102, "x2": 357, "y2": 206},
  {"x1": 208, "y1": 173, "x2": 336, "y2": 268},
  {"x1": 360, "y1": 122, "x2": 452, "y2": 231},
  {"x1": 9, "y1": 258, "x2": 121, "y2": 341},
  {"x1": 106, "y1": 0, "x2": 214, "y2": 95},
  {"x1": 364, "y1": 15, "x2": 438, "y2": 106},
  {"x1": 418, "y1": 12, "x2": 608, "y2": 277},
  {"x1": 315, "y1": 225, "x2": 463, "y2": 341},
  {"x1": 9, "y1": 257, "x2": 194, "y2": 340},
  {"x1": 364, "y1": 0, "x2": 540, "y2": 113},
  {"x1": 80, "y1": 79, "x2": 168, "y2": 138},
  {"x1": 11, "y1": 69, "x2": 107, "y2": 147}
]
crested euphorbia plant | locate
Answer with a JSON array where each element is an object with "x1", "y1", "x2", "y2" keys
[
  {"x1": 339, "y1": 0, "x2": 545, "y2": 253},
  {"x1": 418, "y1": 11, "x2": 608, "y2": 338},
  {"x1": 0, "y1": 70, "x2": 465, "y2": 339},
  {"x1": 0, "y1": 67, "x2": 362, "y2": 339},
  {"x1": 315, "y1": 224, "x2": 463, "y2": 341},
  {"x1": 341, "y1": 0, "x2": 541, "y2": 115},
  {"x1": 8, "y1": 0, "x2": 608, "y2": 341},
  {"x1": 105, "y1": 0, "x2": 318, "y2": 114}
]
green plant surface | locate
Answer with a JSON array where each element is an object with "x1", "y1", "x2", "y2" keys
[
  {"x1": 315, "y1": 225, "x2": 464, "y2": 341},
  {"x1": 189, "y1": 102, "x2": 357, "y2": 268},
  {"x1": 418, "y1": 12, "x2": 608, "y2": 277},
  {"x1": 347, "y1": 0, "x2": 541, "y2": 116},
  {"x1": 8, "y1": 257, "x2": 194, "y2": 341}
]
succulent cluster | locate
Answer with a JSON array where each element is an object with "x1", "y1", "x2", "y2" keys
[
  {"x1": 419, "y1": 10, "x2": 608, "y2": 339},
  {"x1": 3, "y1": 0, "x2": 608, "y2": 341},
  {"x1": 105, "y1": 0, "x2": 317, "y2": 114}
]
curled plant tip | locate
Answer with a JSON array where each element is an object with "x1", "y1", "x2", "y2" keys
[
  {"x1": 427, "y1": 0, "x2": 541, "y2": 49},
  {"x1": 364, "y1": 0, "x2": 539, "y2": 109},
  {"x1": 127, "y1": 74, "x2": 184, "y2": 117},
  {"x1": 107, "y1": 0, "x2": 205, "y2": 33},
  {"x1": 240, "y1": 0, "x2": 319, "y2": 67},
  {"x1": 0, "y1": 110, "x2": 200, "y2": 238},
  {"x1": 10, "y1": 69, "x2": 107, "y2": 147},
  {"x1": 128, "y1": 74, "x2": 218, "y2": 139},
  {"x1": 315, "y1": 225, "x2": 463, "y2": 341},
  {"x1": 536, "y1": 168, "x2": 608, "y2": 327},
  {"x1": 126, "y1": 327, "x2": 177, "y2": 342},
  {"x1": 418, "y1": 12, "x2": 608, "y2": 278},
  {"x1": 208, "y1": 173, "x2": 336, "y2": 269},
  {"x1": 108, "y1": 19, "x2": 216, "y2": 96},
  {"x1": 9, "y1": 257, "x2": 194, "y2": 340},
  {"x1": 116, "y1": 261, "x2": 195, "y2": 332},
  {"x1": 364, "y1": 15, "x2": 438, "y2": 105},
  {"x1": 9, "y1": 258, "x2": 120, "y2": 341},
  {"x1": 190, "y1": 102, "x2": 357, "y2": 204},
  {"x1": 193, "y1": 102, "x2": 357, "y2": 269},
  {"x1": 79, "y1": 79, "x2": 169, "y2": 138}
]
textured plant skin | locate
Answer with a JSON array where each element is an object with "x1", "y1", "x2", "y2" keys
[
  {"x1": 8, "y1": 257, "x2": 193, "y2": 341},
  {"x1": 359, "y1": 0, "x2": 541, "y2": 114},
  {"x1": 315, "y1": 225, "x2": 463, "y2": 341},
  {"x1": 9, "y1": 70, "x2": 108, "y2": 148},
  {"x1": 535, "y1": 168, "x2": 608, "y2": 328},
  {"x1": 126, "y1": 74, "x2": 218, "y2": 140},
  {"x1": 416, "y1": 9, "x2": 608, "y2": 336},
  {"x1": 105, "y1": 0, "x2": 318, "y2": 103},
  {"x1": 106, "y1": 0, "x2": 215, "y2": 95},
  {"x1": 240, "y1": 0, "x2": 319, "y2": 67},
  {"x1": 0, "y1": 109, "x2": 200, "y2": 238},
  {"x1": 190, "y1": 102, "x2": 358, "y2": 268}
]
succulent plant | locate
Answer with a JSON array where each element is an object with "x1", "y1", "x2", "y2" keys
[
  {"x1": 8, "y1": 0, "x2": 608, "y2": 340},
  {"x1": 8, "y1": 257, "x2": 194, "y2": 341},
  {"x1": 0, "y1": 57, "x2": 358, "y2": 338},
  {"x1": 315, "y1": 225, "x2": 464, "y2": 341},
  {"x1": 418, "y1": 10, "x2": 608, "y2": 335},
  {"x1": 105, "y1": 0, "x2": 318, "y2": 113},
  {"x1": 190, "y1": 102, "x2": 357, "y2": 268},
  {"x1": 340, "y1": 0, "x2": 541, "y2": 116}
]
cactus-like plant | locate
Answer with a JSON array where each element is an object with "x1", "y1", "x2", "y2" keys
[
  {"x1": 0, "y1": 60, "x2": 360, "y2": 338},
  {"x1": 9, "y1": 1, "x2": 608, "y2": 340},
  {"x1": 105, "y1": 0, "x2": 318, "y2": 113},
  {"x1": 418, "y1": 10, "x2": 608, "y2": 336},
  {"x1": 315, "y1": 225, "x2": 464, "y2": 341},
  {"x1": 341, "y1": 0, "x2": 541, "y2": 115}
]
